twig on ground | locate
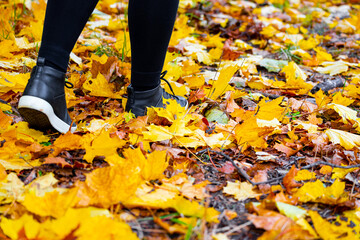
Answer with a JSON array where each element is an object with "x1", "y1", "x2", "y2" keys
[
  {"x1": 196, "y1": 149, "x2": 284, "y2": 185},
  {"x1": 223, "y1": 221, "x2": 252, "y2": 235},
  {"x1": 196, "y1": 149, "x2": 360, "y2": 186},
  {"x1": 301, "y1": 161, "x2": 360, "y2": 169}
]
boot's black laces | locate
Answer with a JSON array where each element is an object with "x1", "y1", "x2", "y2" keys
[
  {"x1": 65, "y1": 80, "x2": 74, "y2": 88},
  {"x1": 160, "y1": 71, "x2": 176, "y2": 96}
]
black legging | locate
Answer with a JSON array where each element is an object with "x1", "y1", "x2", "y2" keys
[{"x1": 38, "y1": 0, "x2": 179, "y2": 91}]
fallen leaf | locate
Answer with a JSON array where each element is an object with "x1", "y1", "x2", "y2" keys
[
  {"x1": 325, "y1": 129, "x2": 360, "y2": 150},
  {"x1": 223, "y1": 181, "x2": 260, "y2": 201}
]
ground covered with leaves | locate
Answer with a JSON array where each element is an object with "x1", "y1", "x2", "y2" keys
[{"x1": 1, "y1": 0, "x2": 360, "y2": 239}]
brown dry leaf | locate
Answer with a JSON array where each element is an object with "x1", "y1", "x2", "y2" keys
[
  {"x1": 288, "y1": 98, "x2": 317, "y2": 113},
  {"x1": 274, "y1": 143, "x2": 298, "y2": 157},
  {"x1": 248, "y1": 208, "x2": 295, "y2": 232},
  {"x1": 44, "y1": 157, "x2": 72, "y2": 168},
  {"x1": 282, "y1": 165, "x2": 302, "y2": 192}
]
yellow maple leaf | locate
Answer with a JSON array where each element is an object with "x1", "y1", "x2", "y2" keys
[
  {"x1": 325, "y1": 129, "x2": 360, "y2": 150},
  {"x1": 309, "y1": 211, "x2": 357, "y2": 239},
  {"x1": 52, "y1": 131, "x2": 84, "y2": 156},
  {"x1": 332, "y1": 92, "x2": 354, "y2": 107},
  {"x1": 209, "y1": 47, "x2": 223, "y2": 60},
  {"x1": 124, "y1": 183, "x2": 177, "y2": 209},
  {"x1": 1, "y1": 207, "x2": 139, "y2": 240},
  {"x1": 27, "y1": 173, "x2": 58, "y2": 193},
  {"x1": 298, "y1": 37, "x2": 319, "y2": 50},
  {"x1": 260, "y1": 25, "x2": 279, "y2": 38},
  {"x1": 143, "y1": 124, "x2": 173, "y2": 141},
  {"x1": 183, "y1": 75, "x2": 205, "y2": 88},
  {"x1": 293, "y1": 180, "x2": 325, "y2": 202},
  {"x1": 234, "y1": 117, "x2": 269, "y2": 150},
  {"x1": 324, "y1": 178, "x2": 345, "y2": 200},
  {"x1": 0, "y1": 214, "x2": 42, "y2": 240},
  {"x1": 194, "y1": 129, "x2": 231, "y2": 148},
  {"x1": 223, "y1": 181, "x2": 260, "y2": 201},
  {"x1": 0, "y1": 40, "x2": 19, "y2": 58},
  {"x1": 41, "y1": 207, "x2": 113, "y2": 239},
  {"x1": 320, "y1": 165, "x2": 333, "y2": 175},
  {"x1": 123, "y1": 148, "x2": 168, "y2": 181},
  {"x1": 0, "y1": 111, "x2": 12, "y2": 130},
  {"x1": 290, "y1": 49, "x2": 312, "y2": 60},
  {"x1": 344, "y1": 84, "x2": 360, "y2": 99},
  {"x1": 0, "y1": 163, "x2": 7, "y2": 181},
  {"x1": 82, "y1": 73, "x2": 120, "y2": 98},
  {"x1": 256, "y1": 97, "x2": 286, "y2": 121},
  {"x1": 313, "y1": 90, "x2": 331, "y2": 109},
  {"x1": 294, "y1": 179, "x2": 346, "y2": 204},
  {"x1": 76, "y1": 156, "x2": 142, "y2": 207},
  {"x1": 1, "y1": 121, "x2": 49, "y2": 143},
  {"x1": 314, "y1": 47, "x2": 334, "y2": 63},
  {"x1": 332, "y1": 167, "x2": 356, "y2": 179},
  {"x1": 74, "y1": 214, "x2": 139, "y2": 240},
  {"x1": 208, "y1": 64, "x2": 239, "y2": 100},
  {"x1": 22, "y1": 188, "x2": 78, "y2": 218},
  {"x1": 82, "y1": 130, "x2": 126, "y2": 162},
  {"x1": 151, "y1": 98, "x2": 188, "y2": 122},
  {"x1": 295, "y1": 218, "x2": 319, "y2": 238},
  {"x1": 280, "y1": 62, "x2": 312, "y2": 92}
]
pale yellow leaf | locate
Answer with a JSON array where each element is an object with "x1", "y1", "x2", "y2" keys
[
  {"x1": 276, "y1": 201, "x2": 307, "y2": 221},
  {"x1": 325, "y1": 129, "x2": 360, "y2": 150},
  {"x1": 223, "y1": 181, "x2": 260, "y2": 201}
]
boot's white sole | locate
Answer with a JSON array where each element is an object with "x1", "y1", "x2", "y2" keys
[{"x1": 18, "y1": 96, "x2": 76, "y2": 134}]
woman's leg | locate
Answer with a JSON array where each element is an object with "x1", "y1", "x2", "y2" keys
[
  {"x1": 126, "y1": 0, "x2": 187, "y2": 117},
  {"x1": 19, "y1": 0, "x2": 99, "y2": 133},
  {"x1": 39, "y1": 0, "x2": 99, "y2": 72},
  {"x1": 128, "y1": 0, "x2": 179, "y2": 91}
]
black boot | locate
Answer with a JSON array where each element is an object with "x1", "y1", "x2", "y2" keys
[
  {"x1": 18, "y1": 57, "x2": 76, "y2": 133},
  {"x1": 125, "y1": 71, "x2": 188, "y2": 117}
]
